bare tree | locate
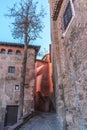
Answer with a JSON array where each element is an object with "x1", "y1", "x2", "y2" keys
[{"x1": 6, "y1": 0, "x2": 45, "y2": 120}]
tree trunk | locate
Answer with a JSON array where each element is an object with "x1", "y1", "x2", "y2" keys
[{"x1": 18, "y1": 43, "x2": 28, "y2": 120}]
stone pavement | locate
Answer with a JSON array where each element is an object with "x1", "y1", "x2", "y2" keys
[{"x1": 19, "y1": 112, "x2": 62, "y2": 130}]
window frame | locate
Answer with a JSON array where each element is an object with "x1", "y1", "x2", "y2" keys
[
  {"x1": 15, "y1": 85, "x2": 20, "y2": 90},
  {"x1": 62, "y1": 0, "x2": 75, "y2": 37},
  {"x1": 8, "y1": 66, "x2": 15, "y2": 73},
  {"x1": 8, "y1": 49, "x2": 13, "y2": 55},
  {"x1": 16, "y1": 50, "x2": 21, "y2": 55},
  {"x1": 1, "y1": 49, "x2": 6, "y2": 54}
]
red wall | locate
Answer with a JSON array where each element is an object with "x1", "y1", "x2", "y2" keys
[{"x1": 34, "y1": 54, "x2": 53, "y2": 112}]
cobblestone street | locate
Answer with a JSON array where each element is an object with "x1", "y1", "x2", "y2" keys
[{"x1": 19, "y1": 112, "x2": 61, "y2": 130}]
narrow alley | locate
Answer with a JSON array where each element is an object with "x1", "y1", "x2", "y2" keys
[
  {"x1": 19, "y1": 112, "x2": 61, "y2": 130},
  {"x1": 0, "y1": 0, "x2": 87, "y2": 130}
]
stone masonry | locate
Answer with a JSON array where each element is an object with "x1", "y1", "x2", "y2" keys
[
  {"x1": 49, "y1": 0, "x2": 87, "y2": 129},
  {"x1": 0, "y1": 42, "x2": 40, "y2": 128}
]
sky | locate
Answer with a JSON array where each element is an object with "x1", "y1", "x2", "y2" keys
[{"x1": 0, "y1": 0, "x2": 51, "y2": 58}]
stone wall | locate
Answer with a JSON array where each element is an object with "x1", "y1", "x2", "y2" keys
[
  {"x1": 49, "y1": 0, "x2": 87, "y2": 129},
  {"x1": 0, "y1": 44, "x2": 36, "y2": 128},
  {"x1": 24, "y1": 48, "x2": 35, "y2": 115}
]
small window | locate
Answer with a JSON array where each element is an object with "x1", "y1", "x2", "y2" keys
[
  {"x1": 15, "y1": 85, "x2": 20, "y2": 90},
  {"x1": 62, "y1": 0, "x2": 75, "y2": 36},
  {"x1": 63, "y1": 1, "x2": 72, "y2": 30},
  {"x1": 1, "y1": 49, "x2": 6, "y2": 54},
  {"x1": 8, "y1": 50, "x2": 13, "y2": 55},
  {"x1": 16, "y1": 50, "x2": 21, "y2": 55},
  {"x1": 8, "y1": 66, "x2": 15, "y2": 73}
]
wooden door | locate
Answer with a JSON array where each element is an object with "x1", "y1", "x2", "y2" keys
[{"x1": 4, "y1": 105, "x2": 18, "y2": 126}]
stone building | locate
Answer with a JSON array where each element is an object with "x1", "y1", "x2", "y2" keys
[
  {"x1": 0, "y1": 42, "x2": 40, "y2": 128},
  {"x1": 34, "y1": 54, "x2": 54, "y2": 112},
  {"x1": 49, "y1": 0, "x2": 87, "y2": 129}
]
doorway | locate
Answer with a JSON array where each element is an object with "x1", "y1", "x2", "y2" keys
[{"x1": 4, "y1": 105, "x2": 18, "y2": 126}]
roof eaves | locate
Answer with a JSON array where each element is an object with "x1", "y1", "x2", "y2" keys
[
  {"x1": 53, "y1": 0, "x2": 64, "y2": 21},
  {"x1": 0, "y1": 41, "x2": 40, "y2": 56}
]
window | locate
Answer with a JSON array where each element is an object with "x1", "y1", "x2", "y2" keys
[
  {"x1": 63, "y1": 1, "x2": 72, "y2": 30},
  {"x1": 8, "y1": 66, "x2": 15, "y2": 73},
  {"x1": 63, "y1": 0, "x2": 75, "y2": 35},
  {"x1": 8, "y1": 50, "x2": 13, "y2": 55},
  {"x1": 16, "y1": 50, "x2": 21, "y2": 55},
  {"x1": 15, "y1": 85, "x2": 19, "y2": 90},
  {"x1": 1, "y1": 49, "x2": 6, "y2": 54}
]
